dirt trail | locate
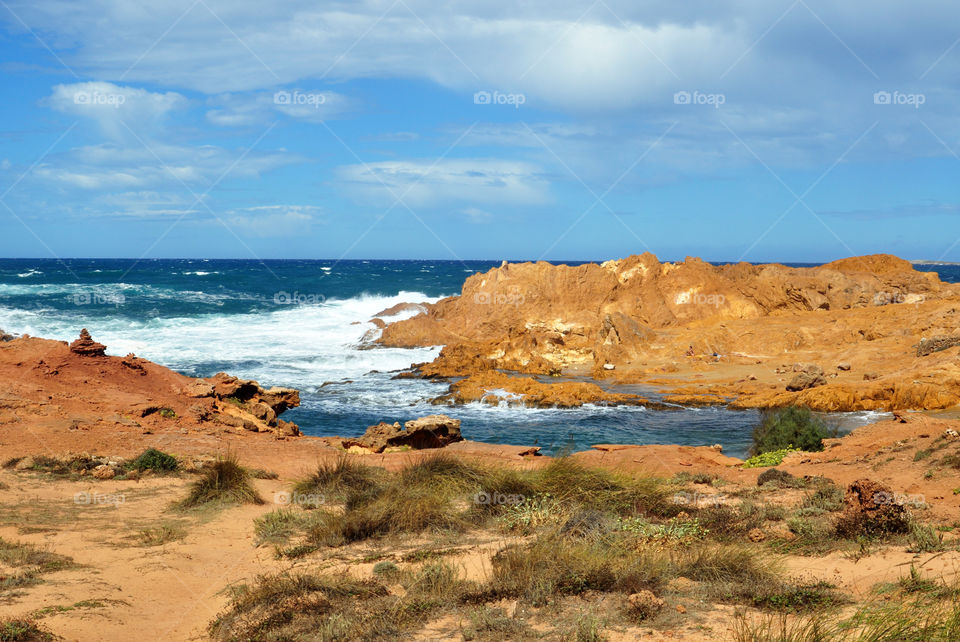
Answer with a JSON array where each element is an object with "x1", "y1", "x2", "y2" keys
[{"x1": 0, "y1": 473, "x2": 289, "y2": 641}]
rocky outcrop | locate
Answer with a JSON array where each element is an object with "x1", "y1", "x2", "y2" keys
[
  {"x1": 917, "y1": 335, "x2": 960, "y2": 357},
  {"x1": 0, "y1": 334, "x2": 301, "y2": 439},
  {"x1": 432, "y1": 370, "x2": 655, "y2": 408},
  {"x1": 379, "y1": 254, "x2": 944, "y2": 366},
  {"x1": 0, "y1": 328, "x2": 14, "y2": 342},
  {"x1": 342, "y1": 414, "x2": 463, "y2": 452},
  {"x1": 69, "y1": 329, "x2": 106, "y2": 357},
  {"x1": 202, "y1": 373, "x2": 300, "y2": 436},
  {"x1": 376, "y1": 253, "x2": 960, "y2": 412},
  {"x1": 374, "y1": 302, "x2": 430, "y2": 317}
]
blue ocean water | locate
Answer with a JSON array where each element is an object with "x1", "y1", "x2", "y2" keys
[{"x1": 2, "y1": 258, "x2": 953, "y2": 457}]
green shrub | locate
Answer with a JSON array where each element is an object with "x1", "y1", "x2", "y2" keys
[
  {"x1": 126, "y1": 448, "x2": 178, "y2": 473},
  {"x1": 372, "y1": 561, "x2": 399, "y2": 577},
  {"x1": 750, "y1": 407, "x2": 833, "y2": 456}
]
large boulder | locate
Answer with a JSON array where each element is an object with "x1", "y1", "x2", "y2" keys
[
  {"x1": 69, "y1": 329, "x2": 106, "y2": 357},
  {"x1": 343, "y1": 414, "x2": 463, "y2": 453},
  {"x1": 834, "y1": 478, "x2": 911, "y2": 537},
  {"x1": 786, "y1": 365, "x2": 826, "y2": 391}
]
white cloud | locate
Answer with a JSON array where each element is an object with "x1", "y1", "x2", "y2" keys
[
  {"x1": 34, "y1": 142, "x2": 299, "y2": 190},
  {"x1": 206, "y1": 90, "x2": 351, "y2": 127},
  {"x1": 225, "y1": 205, "x2": 319, "y2": 236},
  {"x1": 461, "y1": 207, "x2": 492, "y2": 223},
  {"x1": 47, "y1": 81, "x2": 187, "y2": 139},
  {"x1": 336, "y1": 158, "x2": 550, "y2": 207}
]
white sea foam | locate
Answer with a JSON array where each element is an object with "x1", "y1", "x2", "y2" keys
[{"x1": 0, "y1": 291, "x2": 442, "y2": 390}]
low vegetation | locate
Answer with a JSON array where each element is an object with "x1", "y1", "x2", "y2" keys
[
  {"x1": 734, "y1": 568, "x2": 960, "y2": 641},
  {"x1": 125, "y1": 448, "x2": 178, "y2": 473},
  {"x1": 0, "y1": 538, "x2": 73, "y2": 595},
  {"x1": 0, "y1": 618, "x2": 54, "y2": 642},
  {"x1": 178, "y1": 453, "x2": 264, "y2": 509},
  {"x1": 750, "y1": 406, "x2": 834, "y2": 456}
]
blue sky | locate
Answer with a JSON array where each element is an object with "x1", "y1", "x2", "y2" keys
[{"x1": 0, "y1": 0, "x2": 958, "y2": 262}]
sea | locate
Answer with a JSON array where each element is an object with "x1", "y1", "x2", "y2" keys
[{"x1": 1, "y1": 258, "x2": 954, "y2": 458}]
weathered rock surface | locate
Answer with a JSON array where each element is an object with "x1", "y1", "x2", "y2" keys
[
  {"x1": 432, "y1": 370, "x2": 656, "y2": 408},
  {"x1": 917, "y1": 335, "x2": 960, "y2": 357},
  {"x1": 376, "y1": 253, "x2": 960, "y2": 412},
  {"x1": 69, "y1": 329, "x2": 107, "y2": 357},
  {"x1": 786, "y1": 365, "x2": 826, "y2": 391},
  {"x1": 342, "y1": 414, "x2": 463, "y2": 452}
]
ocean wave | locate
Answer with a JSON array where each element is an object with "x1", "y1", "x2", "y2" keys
[{"x1": 0, "y1": 291, "x2": 443, "y2": 388}]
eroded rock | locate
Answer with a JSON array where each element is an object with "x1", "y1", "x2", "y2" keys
[
  {"x1": 835, "y1": 478, "x2": 911, "y2": 537},
  {"x1": 786, "y1": 365, "x2": 826, "y2": 392},
  {"x1": 342, "y1": 414, "x2": 463, "y2": 453},
  {"x1": 69, "y1": 329, "x2": 106, "y2": 357}
]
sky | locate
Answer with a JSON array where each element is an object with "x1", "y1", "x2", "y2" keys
[{"x1": 0, "y1": 0, "x2": 959, "y2": 263}]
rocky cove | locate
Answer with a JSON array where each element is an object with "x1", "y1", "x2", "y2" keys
[{"x1": 3, "y1": 255, "x2": 960, "y2": 641}]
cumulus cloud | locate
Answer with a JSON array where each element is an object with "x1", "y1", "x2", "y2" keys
[{"x1": 10, "y1": 0, "x2": 960, "y2": 165}]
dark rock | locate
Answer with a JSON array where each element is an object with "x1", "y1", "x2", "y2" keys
[
  {"x1": 0, "y1": 328, "x2": 14, "y2": 342},
  {"x1": 69, "y1": 329, "x2": 106, "y2": 357}
]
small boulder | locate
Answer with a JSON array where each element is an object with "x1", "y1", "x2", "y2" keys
[
  {"x1": 0, "y1": 328, "x2": 14, "y2": 342},
  {"x1": 69, "y1": 329, "x2": 106, "y2": 357},
  {"x1": 92, "y1": 464, "x2": 115, "y2": 480},
  {"x1": 836, "y1": 362, "x2": 851, "y2": 371},
  {"x1": 627, "y1": 591, "x2": 664, "y2": 619}
]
